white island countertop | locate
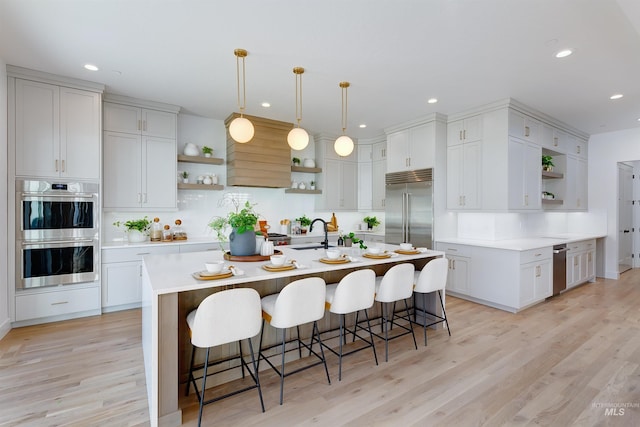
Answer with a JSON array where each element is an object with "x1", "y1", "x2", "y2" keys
[
  {"x1": 143, "y1": 243, "x2": 442, "y2": 295},
  {"x1": 435, "y1": 233, "x2": 605, "y2": 251}
]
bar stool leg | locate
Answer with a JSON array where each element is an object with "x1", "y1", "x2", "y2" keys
[
  {"x1": 185, "y1": 344, "x2": 196, "y2": 396},
  {"x1": 313, "y1": 321, "x2": 331, "y2": 385},
  {"x1": 404, "y1": 298, "x2": 418, "y2": 350},
  {"x1": 423, "y1": 293, "x2": 428, "y2": 346},
  {"x1": 338, "y1": 314, "x2": 344, "y2": 381},
  {"x1": 247, "y1": 338, "x2": 265, "y2": 412},
  {"x1": 364, "y1": 309, "x2": 378, "y2": 366},
  {"x1": 197, "y1": 347, "x2": 210, "y2": 427},
  {"x1": 279, "y1": 328, "x2": 286, "y2": 405},
  {"x1": 439, "y1": 291, "x2": 452, "y2": 336}
]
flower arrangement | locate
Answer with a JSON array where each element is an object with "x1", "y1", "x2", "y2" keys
[{"x1": 209, "y1": 199, "x2": 259, "y2": 250}]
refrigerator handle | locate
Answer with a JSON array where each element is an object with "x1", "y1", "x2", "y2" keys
[
  {"x1": 405, "y1": 192, "x2": 411, "y2": 243},
  {"x1": 402, "y1": 192, "x2": 407, "y2": 242}
]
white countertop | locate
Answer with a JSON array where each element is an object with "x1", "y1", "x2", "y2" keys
[
  {"x1": 142, "y1": 243, "x2": 442, "y2": 295},
  {"x1": 435, "y1": 233, "x2": 605, "y2": 251}
]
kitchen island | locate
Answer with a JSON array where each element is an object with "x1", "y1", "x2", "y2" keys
[{"x1": 141, "y1": 243, "x2": 443, "y2": 427}]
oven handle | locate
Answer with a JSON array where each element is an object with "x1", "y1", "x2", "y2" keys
[
  {"x1": 21, "y1": 192, "x2": 95, "y2": 199},
  {"x1": 22, "y1": 239, "x2": 95, "y2": 246}
]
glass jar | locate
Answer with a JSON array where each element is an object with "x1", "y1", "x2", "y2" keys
[
  {"x1": 150, "y1": 217, "x2": 162, "y2": 242},
  {"x1": 173, "y1": 219, "x2": 187, "y2": 240},
  {"x1": 162, "y1": 224, "x2": 173, "y2": 242}
]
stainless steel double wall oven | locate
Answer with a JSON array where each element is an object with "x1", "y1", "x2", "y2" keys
[{"x1": 16, "y1": 180, "x2": 99, "y2": 289}]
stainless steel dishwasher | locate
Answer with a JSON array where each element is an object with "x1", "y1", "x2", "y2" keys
[{"x1": 552, "y1": 244, "x2": 569, "y2": 295}]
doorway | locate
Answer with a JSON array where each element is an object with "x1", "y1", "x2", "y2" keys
[{"x1": 617, "y1": 162, "x2": 633, "y2": 274}]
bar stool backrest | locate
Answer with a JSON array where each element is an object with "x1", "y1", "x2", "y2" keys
[
  {"x1": 271, "y1": 277, "x2": 326, "y2": 329},
  {"x1": 376, "y1": 263, "x2": 415, "y2": 302},
  {"x1": 414, "y1": 258, "x2": 448, "y2": 294},
  {"x1": 330, "y1": 269, "x2": 376, "y2": 314},
  {"x1": 190, "y1": 288, "x2": 262, "y2": 348}
]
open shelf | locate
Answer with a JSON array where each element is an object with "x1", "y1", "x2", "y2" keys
[
  {"x1": 178, "y1": 183, "x2": 224, "y2": 191},
  {"x1": 542, "y1": 198, "x2": 563, "y2": 205},
  {"x1": 542, "y1": 170, "x2": 563, "y2": 179},
  {"x1": 291, "y1": 165, "x2": 322, "y2": 173},
  {"x1": 285, "y1": 188, "x2": 321, "y2": 194},
  {"x1": 177, "y1": 154, "x2": 224, "y2": 165}
]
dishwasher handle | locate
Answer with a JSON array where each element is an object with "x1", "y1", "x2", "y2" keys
[{"x1": 553, "y1": 247, "x2": 569, "y2": 254}]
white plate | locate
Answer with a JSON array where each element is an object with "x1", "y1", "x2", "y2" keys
[{"x1": 199, "y1": 269, "x2": 229, "y2": 277}]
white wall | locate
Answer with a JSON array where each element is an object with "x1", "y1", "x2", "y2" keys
[
  {"x1": 589, "y1": 127, "x2": 640, "y2": 279},
  {"x1": 0, "y1": 59, "x2": 10, "y2": 340}
]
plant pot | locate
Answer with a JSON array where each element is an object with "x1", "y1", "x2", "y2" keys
[
  {"x1": 301, "y1": 228, "x2": 307, "y2": 234},
  {"x1": 204, "y1": 153, "x2": 212, "y2": 158},
  {"x1": 229, "y1": 228, "x2": 257, "y2": 256},
  {"x1": 182, "y1": 178, "x2": 189, "y2": 184},
  {"x1": 127, "y1": 230, "x2": 147, "y2": 243},
  {"x1": 344, "y1": 237, "x2": 353, "y2": 247},
  {"x1": 543, "y1": 165, "x2": 553, "y2": 172}
]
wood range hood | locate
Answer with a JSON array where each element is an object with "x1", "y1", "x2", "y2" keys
[{"x1": 225, "y1": 113, "x2": 293, "y2": 188}]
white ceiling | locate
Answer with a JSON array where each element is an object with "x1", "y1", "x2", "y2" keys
[{"x1": 1, "y1": 0, "x2": 639, "y2": 140}]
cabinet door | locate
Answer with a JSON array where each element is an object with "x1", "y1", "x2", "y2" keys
[
  {"x1": 567, "y1": 251, "x2": 580, "y2": 288},
  {"x1": 323, "y1": 159, "x2": 342, "y2": 209},
  {"x1": 520, "y1": 262, "x2": 536, "y2": 306},
  {"x1": 508, "y1": 138, "x2": 540, "y2": 210},
  {"x1": 15, "y1": 79, "x2": 60, "y2": 178},
  {"x1": 386, "y1": 130, "x2": 409, "y2": 173},
  {"x1": 341, "y1": 161, "x2": 358, "y2": 210},
  {"x1": 101, "y1": 261, "x2": 142, "y2": 308},
  {"x1": 586, "y1": 249, "x2": 595, "y2": 280},
  {"x1": 461, "y1": 141, "x2": 482, "y2": 209},
  {"x1": 143, "y1": 136, "x2": 177, "y2": 209},
  {"x1": 447, "y1": 144, "x2": 464, "y2": 209},
  {"x1": 463, "y1": 115, "x2": 483, "y2": 143},
  {"x1": 104, "y1": 102, "x2": 141, "y2": 133},
  {"x1": 358, "y1": 144, "x2": 372, "y2": 163},
  {"x1": 358, "y1": 162, "x2": 372, "y2": 210},
  {"x1": 447, "y1": 120, "x2": 465, "y2": 147},
  {"x1": 143, "y1": 109, "x2": 177, "y2": 139},
  {"x1": 565, "y1": 155, "x2": 587, "y2": 210},
  {"x1": 103, "y1": 131, "x2": 142, "y2": 209},
  {"x1": 60, "y1": 88, "x2": 101, "y2": 180},
  {"x1": 372, "y1": 141, "x2": 387, "y2": 161},
  {"x1": 408, "y1": 123, "x2": 434, "y2": 169},
  {"x1": 372, "y1": 159, "x2": 386, "y2": 210},
  {"x1": 448, "y1": 256, "x2": 469, "y2": 294},
  {"x1": 534, "y1": 260, "x2": 552, "y2": 300}
]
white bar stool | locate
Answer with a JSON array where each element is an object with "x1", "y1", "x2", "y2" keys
[
  {"x1": 323, "y1": 269, "x2": 378, "y2": 380},
  {"x1": 413, "y1": 257, "x2": 451, "y2": 345},
  {"x1": 374, "y1": 263, "x2": 417, "y2": 362},
  {"x1": 258, "y1": 277, "x2": 331, "y2": 405},
  {"x1": 185, "y1": 288, "x2": 264, "y2": 427}
]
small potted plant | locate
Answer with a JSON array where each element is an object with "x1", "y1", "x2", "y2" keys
[
  {"x1": 181, "y1": 171, "x2": 189, "y2": 183},
  {"x1": 310, "y1": 180, "x2": 316, "y2": 190},
  {"x1": 363, "y1": 216, "x2": 380, "y2": 230},
  {"x1": 542, "y1": 155, "x2": 554, "y2": 172},
  {"x1": 292, "y1": 157, "x2": 301, "y2": 166},
  {"x1": 202, "y1": 146, "x2": 214, "y2": 158},
  {"x1": 296, "y1": 214, "x2": 311, "y2": 234},
  {"x1": 209, "y1": 200, "x2": 260, "y2": 255},
  {"x1": 113, "y1": 217, "x2": 151, "y2": 243},
  {"x1": 345, "y1": 232, "x2": 367, "y2": 250}
]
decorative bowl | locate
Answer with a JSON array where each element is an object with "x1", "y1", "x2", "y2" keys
[
  {"x1": 270, "y1": 254, "x2": 287, "y2": 266},
  {"x1": 325, "y1": 249, "x2": 341, "y2": 259},
  {"x1": 205, "y1": 261, "x2": 224, "y2": 274},
  {"x1": 367, "y1": 247, "x2": 382, "y2": 255},
  {"x1": 400, "y1": 243, "x2": 413, "y2": 251}
]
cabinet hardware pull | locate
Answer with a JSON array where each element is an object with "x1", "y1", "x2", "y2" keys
[
  {"x1": 51, "y1": 301, "x2": 69, "y2": 305},
  {"x1": 143, "y1": 120, "x2": 147, "y2": 131},
  {"x1": 459, "y1": 130, "x2": 463, "y2": 141},
  {"x1": 61, "y1": 159, "x2": 65, "y2": 172},
  {"x1": 525, "y1": 126, "x2": 530, "y2": 137},
  {"x1": 463, "y1": 129, "x2": 466, "y2": 140},
  {"x1": 536, "y1": 266, "x2": 541, "y2": 277},
  {"x1": 55, "y1": 159, "x2": 59, "y2": 172},
  {"x1": 535, "y1": 253, "x2": 541, "y2": 257},
  {"x1": 137, "y1": 193, "x2": 142, "y2": 203},
  {"x1": 576, "y1": 145, "x2": 580, "y2": 154},
  {"x1": 452, "y1": 259, "x2": 456, "y2": 269},
  {"x1": 138, "y1": 119, "x2": 142, "y2": 131},
  {"x1": 143, "y1": 193, "x2": 148, "y2": 203},
  {"x1": 553, "y1": 137, "x2": 558, "y2": 146}
]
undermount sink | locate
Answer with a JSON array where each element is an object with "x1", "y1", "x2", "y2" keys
[{"x1": 291, "y1": 245, "x2": 335, "y2": 250}]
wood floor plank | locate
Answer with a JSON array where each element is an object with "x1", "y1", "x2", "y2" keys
[{"x1": 1, "y1": 272, "x2": 640, "y2": 426}]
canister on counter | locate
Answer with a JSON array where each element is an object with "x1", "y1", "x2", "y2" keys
[
  {"x1": 162, "y1": 224, "x2": 173, "y2": 242},
  {"x1": 150, "y1": 217, "x2": 162, "y2": 242}
]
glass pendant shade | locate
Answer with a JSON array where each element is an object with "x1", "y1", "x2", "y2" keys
[
  {"x1": 334, "y1": 135, "x2": 354, "y2": 157},
  {"x1": 229, "y1": 116, "x2": 254, "y2": 143},
  {"x1": 287, "y1": 127, "x2": 309, "y2": 150}
]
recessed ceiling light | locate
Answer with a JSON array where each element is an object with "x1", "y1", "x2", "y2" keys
[
  {"x1": 555, "y1": 49, "x2": 573, "y2": 58},
  {"x1": 610, "y1": 94, "x2": 623, "y2": 100},
  {"x1": 427, "y1": 98, "x2": 438, "y2": 104},
  {"x1": 84, "y1": 64, "x2": 99, "y2": 71},
  {"x1": 261, "y1": 102, "x2": 271, "y2": 108},
  {"x1": 359, "y1": 124, "x2": 367, "y2": 128}
]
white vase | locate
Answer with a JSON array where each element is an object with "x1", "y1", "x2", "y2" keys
[
  {"x1": 303, "y1": 158, "x2": 315, "y2": 168},
  {"x1": 127, "y1": 230, "x2": 146, "y2": 243},
  {"x1": 183, "y1": 143, "x2": 199, "y2": 156}
]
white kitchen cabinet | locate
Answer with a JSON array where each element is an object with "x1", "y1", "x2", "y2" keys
[
  {"x1": 446, "y1": 115, "x2": 483, "y2": 147},
  {"x1": 436, "y1": 243, "x2": 471, "y2": 294},
  {"x1": 358, "y1": 161, "x2": 372, "y2": 210},
  {"x1": 372, "y1": 140, "x2": 387, "y2": 161},
  {"x1": 508, "y1": 137, "x2": 541, "y2": 210},
  {"x1": 15, "y1": 284, "x2": 101, "y2": 323},
  {"x1": 508, "y1": 109, "x2": 541, "y2": 144},
  {"x1": 446, "y1": 141, "x2": 482, "y2": 209},
  {"x1": 519, "y1": 253, "x2": 552, "y2": 307},
  {"x1": 103, "y1": 132, "x2": 177, "y2": 210},
  {"x1": 386, "y1": 122, "x2": 435, "y2": 172},
  {"x1": 104, "y1": 102, "x2": 177, "y2": 139},
  {"x1": 101, "y1": 245, "x2": 178, "y2": 311},
  {"x1": 564, "y1": 155, "x2": 587, "y2": 210},
  {"x1": 372, "y1": 159, "x2": 386, "y2": 210},
  {"x1": 13, "y1": 79, "x2": 101, "y2": 180},
  {"x1": 315, "y1": 135, "x2": 358, "y2": 211},
  {"x1": 566, "y1": 239, "x2": 596, "y2": 289}
]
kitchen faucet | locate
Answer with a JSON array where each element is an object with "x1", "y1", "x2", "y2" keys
[{"x1": 310, "y1": 218, "x2": 329, "y2": 249}]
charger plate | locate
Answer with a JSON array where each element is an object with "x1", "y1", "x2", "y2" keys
[
  {"x1": 395, "y1": 249, "x2": 420, "y2": 255},
  {"x1": 262, "y1": 264, "x2": 296, "y2": 272},
  {"x1": 319, "y1": 257, "x2": 350, "y2": 264},
  {"x1": 362, "y1": 253, "x2": 392, "y2": 259},
  {"x1": 192, "y1": 270, "x2": 233, "y2": 280}
]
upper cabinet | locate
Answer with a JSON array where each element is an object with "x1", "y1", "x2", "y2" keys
[
  {"x1": 102, "y1": 96, "x2": 179, "y2": 211},
  {"x1": 315, "y1": 134, "x2": 358, "y2": 211},
  {"x1": 386, "y1": 122, "x2": 436, "y2": 173},
  {"x1": 12, "y1": 76, "x2": 102, "y2": 180},
  {"x1": 446, "y1": 114, "x2": 484, "y2": 210},
  {"x1": 446, "y1": 115, "x2": 483, "y2": 147},
  {"x1": 508, "y1": 109, "x2": 541, "y2": 143}
]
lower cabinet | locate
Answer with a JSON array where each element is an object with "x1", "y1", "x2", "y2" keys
[
  {"x1": 566, "y1": 239, "x2": 596, "y2": 289},
  {"x1": 15, "y1": 284, "x2": 101, "y2": 323},
  {"x1": 437, "y1": 243, "x2": 471, "y2": 294},
  {"x1": 519, "y1": 254, "x2": 552, "y2": 307}
]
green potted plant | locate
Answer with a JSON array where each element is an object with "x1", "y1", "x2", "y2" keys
[
  {"x1": 181, "y1": 170, "x2": 189, "y2": 183},
  {"x1": 542, "y1": 155, "x2": 554, "y2": 172},
  {"x1": 344, "y1": 232, "x2": 367, "y2": 250},
  {"x1": 292, "y1": 157, "x2": 301, "y2": 166},
  {"x1": 363, "y1": 216, "x2": 380, "y2": 230},
  {"x1": 201, "y1": 146, "x2": 214, "y2": 158},
  {"x1": 209, "y1": 200, "x2": 259, "y2": 255},
  {"x1": 296, "y1": 214, "x2": 311, "y2": 234},
  {"x1": 113, "y1": 217, "x2": 151, "y2": 243},
  {"x1": 310, "y1": 180, "x2": 316, "y2": 190}
]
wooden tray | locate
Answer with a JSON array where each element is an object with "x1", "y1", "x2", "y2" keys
[
  {"x1": 224, "y1": 250, "x2": 282, "y2": 262},
  {"x1": 262, "y1": 264, "x2": 296, "y2": 272},
  {"x1": 192, "y1": 270, "x2": 234, "y2": 280},
  {"x1": 363, "y1": 253, "x2": 392, "y2": 259},
  {"x1": 319, "y1": 257, "x2": 350, "y2": 264},
  {"x1": 395, "y1": 249, "x2": 420, "y2": 255}
]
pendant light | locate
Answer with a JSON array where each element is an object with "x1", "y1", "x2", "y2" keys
[
  {"x1": 334, "y1": 81, "x2": 354, "y2": 157},
  {"x1": 287, "y1": 67, "x2": 309, "y2": 150},
  {"x1": 229, "y1": 48, "x2": 254, "y2": 143}
]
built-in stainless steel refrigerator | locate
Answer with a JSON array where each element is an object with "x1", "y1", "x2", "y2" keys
[{"x1": 384, "y1": 169, "x2": 433, "y2": 248}]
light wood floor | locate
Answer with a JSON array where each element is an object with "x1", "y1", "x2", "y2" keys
[{"x1": 2, "y1": 271, "x2": 639, "y2": 427}]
